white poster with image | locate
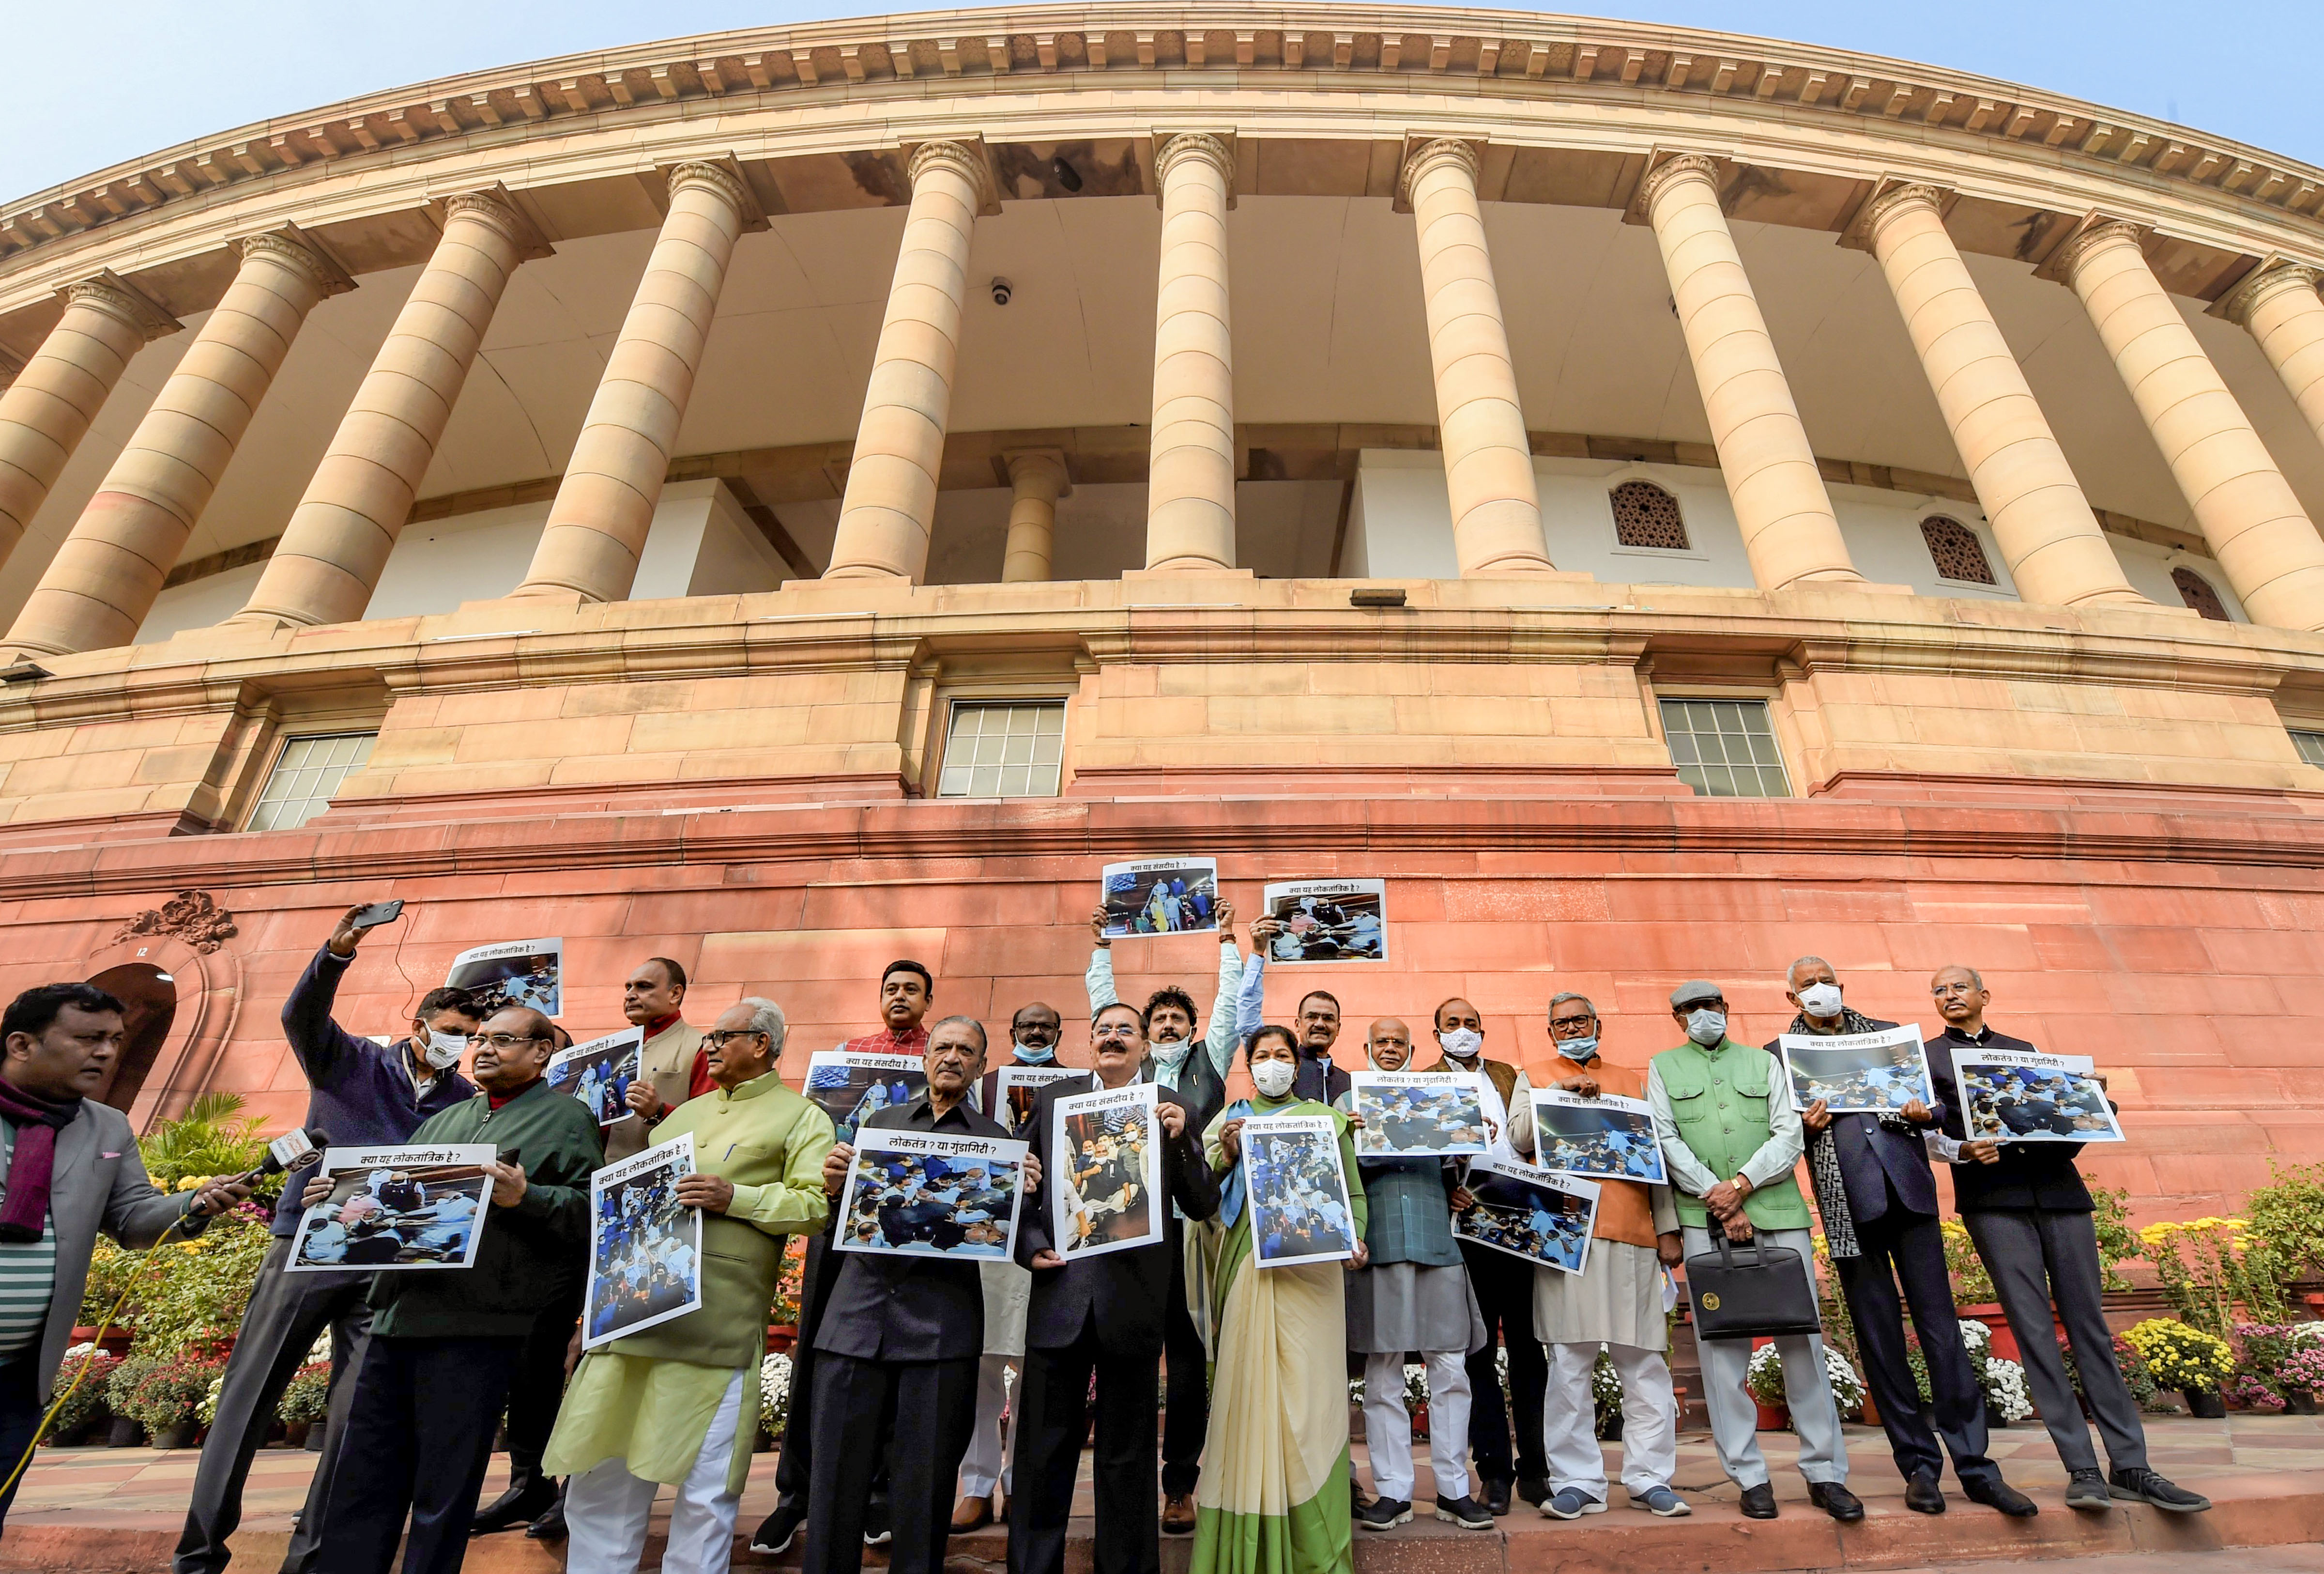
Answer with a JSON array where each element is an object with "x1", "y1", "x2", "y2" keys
[
  {"x1": 1778, "y1": 1026, "x2": 1935, "y2": 1114},
  {"x1": 286, "y1": 1143, "x2": 496, "y2": 1273},
  {"x1": 585, "y1": 1133, "x2": 703, "y2": 1348},
  {"x1": 1052, "y1": 1081, "x2": 1164, "y2": 1260},
  {"x1": 1953, "y1": 1048, "x2": 2124, "y2": 1144},
  {"x1": 1100, "y1": 858, "x2": 1221, "y2": 938},
  {"x1": 1258, "y1": 879, "x2": 1387, "y2": 964},
  {"x1": 445, "y1": 937, "x2": 564, "y2": 1018}
]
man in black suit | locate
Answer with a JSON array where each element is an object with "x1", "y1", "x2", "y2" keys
[
  {"x1": 1779, "y1": 958, "x2": 2034, "y2": 1519},
  {"x1": 1009, "y1": 1003, "x2": 1220, "y2": 1574}
]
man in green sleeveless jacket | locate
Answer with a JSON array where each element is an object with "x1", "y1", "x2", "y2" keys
[{"x1": 1646, "y1": 981, "x2": 1861, "y2": 1526}]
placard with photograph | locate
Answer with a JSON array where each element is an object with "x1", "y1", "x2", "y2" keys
[
  {"x1": 1100, "y1": 858, "x2": 1221, "y2": 938},
  {"x1": 585, "y1": 1133, "x2": 703, "y2": 1348},
  {"x1": 445, "y1": 937, "x2": 563, "y2": 1018},
  {"x1": 836, "y1": 1128, "x2": 1028, "y2": 1260},
  {"x1": 1053, "y1": 1082, "x2": 1164, "y2": 1259},
  {"x1": 1954, "y1": 1048, "x2": 2124, "y2": 1144},
  {"x1": 286, "y1": 1143, "x2": 496, "y2": 1272},
  {"x1": 546, "y1": 1027, "x2": 645, "y2": 1127},
  {"x1": 1529, "y1": 1088, "x2": 1668, "y2": 1184},
  {"x1": 1258, "y1": 880, "x2": 1387, "y2": 964},
  {"x1": 1349, "y1": 1071, "x2": 1490, "y2": 1157},
  {"x1": 1455, "y1": 1157, "x2": 1600, "y2": 1276},
  {"x1": 804, "y1": 1050, "x2": 928, "y2": 1144},
  {"x1": 1242, "y1": 1113, "x2": 1357, "y2": 1267},
  {"x1": 1778, "y1": 1026, "x2": 1935, "y2": 1114},
  {"x1": 983, "y1": 1064, "x2": 1086, "y2": 1129}
]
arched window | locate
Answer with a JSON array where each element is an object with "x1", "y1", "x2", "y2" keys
[
  {"x1": 2172, "y1": 567, "x2": 2230, "y2": 620},
  {"x1": 1609, "y1": 480, "x2": 1689, "y2": 550},
  {"x1": 1919, "y1": 515, "x2": 1996, "y2": 585}
]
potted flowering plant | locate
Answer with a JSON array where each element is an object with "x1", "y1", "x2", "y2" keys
[
  {"x1": 2123, "y1": 1318, "x2": 2234, "y2": 1417},
  {"x1": 2281, "y1": 1341, "x2": 2324, "y2": 1415},
  {"x1": 1592, "y1": 1350, "x2": 1624, "y2": 1441},
  {"x1": 47, "y1": 1344, "x2": 121, "y2": 1447},
  {"x1": 277, "y1": 1360, "x2": 333, "y2": 1447},
  {"x1": 1744, "y1": 1343, "x2": 1790, "y2": 1431},
  {"x1": 758, "y1": 1351, "x2": 794, "y2": 1451},
  {"x1": 112, "y1": 1351, "x2": 226, "y2": 1449}
]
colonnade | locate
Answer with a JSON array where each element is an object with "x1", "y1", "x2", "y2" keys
[{"x1": 4, "y1": 137, "x2": 2324, "y2": 655}]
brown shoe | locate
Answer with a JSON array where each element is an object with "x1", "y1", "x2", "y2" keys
[
  {"x1": 1162, "y1": 1494, "x2": 1198, "y2": 1535},
  {"x1": 950, "y1": 1496, "x2": 994, "y2": 1534}
]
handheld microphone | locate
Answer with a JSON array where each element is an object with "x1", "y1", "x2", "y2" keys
[{"x1": 200, "y1": 1129, "x2": 333, "y2": 1215}]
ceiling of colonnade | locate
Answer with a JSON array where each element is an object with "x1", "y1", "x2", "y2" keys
[{"x1": 8, "y1": 187, "x2": 2324, "y2": 626}]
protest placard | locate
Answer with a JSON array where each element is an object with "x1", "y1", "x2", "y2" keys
[
  {"x1": 1053, "y1": 1082, "x2": 1163, "y2": 1260},
  {"x1": 1243, "y1": 1113, "x2": 1357, "y2": 1267},
  {"x1": 1456, "y1": 1157, "x2": 1600, "y2": 1276},
  {"x1": 1779, "y1": 1026, "x2": 1935, "y2": 1113},
  {"x1": 1258, "y1": 879, "x2": 1387, "y2": 964},
  {"x1": 984, "y1": 1064, "x2": 1086, "y2": 1129},
  {"x1": 1100, "y1": 858, "x2": 1221, "y2": 938},
  {"x1": 585, "y1": 1133, "x2": 703, "y2": 1347},
  {"x1": 445, "y1": 937, "x2": 563, "y2": 1018},
  {"x1": 287, "y1": 1143, "x2": 495, "y2": 1272},
  {"x1": 804, "y1": 1050, "x2": 928, "y2": 1144},
  {"x1": 1954, "y1": 1048, "x2": 2125, "y2": 1144},
  {"x1": 547, "y1": 1027, "x2": 645, "y2": 1127},
  {"x1": 1529, "y1": 1088, "x2": 1667, "y2": 1184},
  {"x1": 835, "y1": 1128, "x2": 1027, "y2": 1261},
  {"x1": 1349, "y1": 1071, "x2": 1490, "y2": 1156}
]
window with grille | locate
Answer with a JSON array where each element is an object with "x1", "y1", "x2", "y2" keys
[
  {"x1": 246, "y1": 732, "x2": 377, "y2": 832},
  {"x1": 935, "y1": 701, "x2": 1066, "y2": 799},
  {"x1": 1919, "y1": 515, "x2": 1996, "y2": 585},
  {"x1": 2172, "y1": 567, "x2": 2230, "y2": 621},
  {"x1": 2293, "y1": 730, "x2": 2324, "y2": 769},
  {"x1": 1609, "y1": 481, "x2": 1690, "y2": 551},
  {"x1": 1658, "y1": 699, "x2": 1792, "y2": 798}
]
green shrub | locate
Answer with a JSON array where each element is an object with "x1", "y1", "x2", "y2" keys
[
  {"x1": 278, "y1": 1362, "x2": 333, "y2": 1425},
  {"x1": 110, "y1": 1350, "x2": 223, "y2": 1433},
  {"x1": 47, "y1": 1345, "x2": 121, "y2": 1441}
]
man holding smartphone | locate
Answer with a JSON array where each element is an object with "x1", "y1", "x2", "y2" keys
[{"x1": 175, "y1": 901, "x2": 481, "y2": 1574}]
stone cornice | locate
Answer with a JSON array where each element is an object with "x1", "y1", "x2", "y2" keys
[{"x1": 6, "y1": 4, "x2": 2321, "y2": 273}]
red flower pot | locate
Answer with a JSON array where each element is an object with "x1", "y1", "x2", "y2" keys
[{"x1": 1755, "y1": 1402, "x2": 1790, "y2": 1432}]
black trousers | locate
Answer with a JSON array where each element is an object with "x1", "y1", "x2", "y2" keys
[
  {"x1": 1835, "y1": 1203, "x2": 1998, "y2": 1487},
  {"x1": 174, "y1": 1239, "x2": 374, "y2": 1574},
  {"x1": 1161, "y1": 1217, "x2": 1207, "y2": 1497},
  {"x1": 313, "y1": 1334, "x2": 522, "y2": 1574},
  {"x1": 1965, "y1": 1208, "x2": 2148, "y2": 1475},
  {"x1": 0, "y1": 1358, "x2": 42, "y2": 1533},
  {"x1": 775, "y1": 1235, "x2": 891, "y2": 1507},
  {"x1": 499, "y1": 1287, "x2": 582, "y2": 1489},
  {"x1": 1009, "y1": 1324, "x2": 1160, "y2": 1574},
  {"x1": 1459, "y1": 1240, "x2": 1547, "y2": 1483},
  {"x1": 801, "y1": 1352, "x2": 977, "y2": 1574}
]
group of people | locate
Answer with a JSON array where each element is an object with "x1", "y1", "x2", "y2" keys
[{"x1": 0, "y1": 899, "x2": 2221, "y2": 1574}]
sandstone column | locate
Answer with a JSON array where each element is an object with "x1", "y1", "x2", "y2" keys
[
  {"x1": 6, "y1": 231, "x2": 343, "y2": 657},
  {"x1": 822, "y1": 142, "x2": 990, "y2": 581},
  {"x1": 1642, "y1": 155, "x2": 1861, "y2": 590},
  {"x1": 1862, "y1": 185, "x2": 2142, "y2": 608},
  {"x1": 1001, "y1": 450, "x2": 1068, "y2": 582},
  {"x1": 2059, "y1": 222, "x2": 2324, "y2": 631},
  {"x1": 2222, "y1": 261, "x2": 2324, "y2": 458},
  {"x1": 235, "y1": 193, "x2": 538, "y2": 628},
  {"x1": 0, "y1": 276, "x2": 178, "y2": 578},
  {"x1": 513, "y1": 162, "x2": 748, "y2": 602},
  {"x1": 1402, "y1": 139, "x2": 1556, "y2": 575},
  {"x1": 1144, "y1": 133, "x2": 1238, "y2": 571}
]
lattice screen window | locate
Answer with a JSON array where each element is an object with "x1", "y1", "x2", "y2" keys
[
  {"x1": 936, "y1": 700, "x2": 1066, "y2": 799},
  {"x1": 2292, "y1": 730, "x2": 2324, "y2": 769},
  {"x1": 1657, "y1": 699, "x2": 1793, "y2": 798},
  {"x1": 1609, "y1": 480, "x2": 1690, "y2": 550},
  {"x1": 2172, "y1": 567, "x2": 2231, "y2": 621},
  {"x1": 1920, "y1": 515, "x2": 1997, "y2": 585},
  {"x1": 246, "y1": 732, "x2": 377, "y2": 832}
]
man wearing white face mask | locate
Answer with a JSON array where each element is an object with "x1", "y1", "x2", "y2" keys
[
  {"x1": 176, "y1": 904, "x2": 481, "y2": 1574},
  {"x1": 1646, "y1": 980, "x2": 1859, "y2": 1525}
]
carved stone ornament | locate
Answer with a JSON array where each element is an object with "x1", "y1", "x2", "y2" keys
[{"x1": 112, "y1": 890, "x2": 237, "y2": 954}]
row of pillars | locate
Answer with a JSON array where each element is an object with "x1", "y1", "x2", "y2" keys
[{"x1": 5, "y1": 144, "x2": 2324, "y2": 658}]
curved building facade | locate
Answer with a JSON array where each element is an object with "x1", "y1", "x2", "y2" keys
[{"x1": 1, "y1": 5, "x2": 2320, "y2": 1219}]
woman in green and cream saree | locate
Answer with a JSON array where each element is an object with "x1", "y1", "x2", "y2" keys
[{"x1": 1193, "y1": 1025, "x2": 1370, "y2": 1574}]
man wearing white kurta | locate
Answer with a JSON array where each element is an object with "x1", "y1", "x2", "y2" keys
[
  {"x1": 1506, "y1": 993, "x2": 1688, "y2": 1520},
  {"x1": 548, "y1": 999, "x2": 834, "y2": 1574}
]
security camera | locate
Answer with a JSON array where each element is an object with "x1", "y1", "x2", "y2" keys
[{"x1": 990, "y1": 277, "x2": 1012, "y2": 306}]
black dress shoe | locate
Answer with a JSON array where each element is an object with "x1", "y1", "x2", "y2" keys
[
  {"x1": 750, "y1": 1499, "x2": 808, "y2": 1556},
  {"x1": 1965, "y1": 1479, "x2": 2038, "y2": 1518},
  {"x1": 525, "y1": 1495, "x2": 567, "y2": 1542},
  {"x1": 471, "y1": 1480, "x2": 557, "y2": 1536},
  {"x1": 1739, "y1": 1483, "x2": 1779, "y2": 1519},
  {"x1": 1808, "y1": 1481, "x2": 1865, "y2": 1522},
  {"x1": 1905, "y1": 1471, "x2": 1946, "y2": 1515},
  {"x1": 1483, "y1": 1478, "x2": 1513, "y2": 1516},
  {"x1": 1515, "y1": 1475, "x2": 1551, "y2": 1508}
]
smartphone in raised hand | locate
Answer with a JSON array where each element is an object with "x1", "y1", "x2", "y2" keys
[{"x1": 349, "y1": 899, "x2": 404, "y2": 932}]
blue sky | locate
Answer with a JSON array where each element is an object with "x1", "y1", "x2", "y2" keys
[{"x1": 5, "y1": 1, "x2": 2319, "y2": 201}]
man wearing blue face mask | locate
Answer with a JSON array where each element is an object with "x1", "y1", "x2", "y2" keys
[
  {"x1": 175, "y1": 904, "x2": 480, "y2": 1574},
  {"x1": 1647, "y1": 980, "x2": 1859, "y2": 1526}
]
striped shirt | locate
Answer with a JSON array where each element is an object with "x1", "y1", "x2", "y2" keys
[{"x1": 0, "y1": 1119, "x2": 59, "y2": 1358}]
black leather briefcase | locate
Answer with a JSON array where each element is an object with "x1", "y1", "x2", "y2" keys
[{"x1": 1683, "y1": 1232, "x2": 1823, "y2": 1341}]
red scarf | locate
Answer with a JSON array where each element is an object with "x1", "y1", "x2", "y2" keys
[{"x1": 0, "y1": 1078, "x2": 81, "y2": 1242}]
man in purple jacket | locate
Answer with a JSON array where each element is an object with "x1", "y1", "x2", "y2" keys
[{"x1": 174, "y1": 904, "x2": 481, "y2": 1574}]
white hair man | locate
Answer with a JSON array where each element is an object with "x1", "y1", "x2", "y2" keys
[{"x1": 546, "y1": 998, "x2": 837, "y2": 1574}]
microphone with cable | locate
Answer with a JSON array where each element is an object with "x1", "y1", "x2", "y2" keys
[{"x1": 192, "y1": 1128, "x2": 333, "y2": 1216}]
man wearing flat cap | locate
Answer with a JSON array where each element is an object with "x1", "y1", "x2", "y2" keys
[{"x1": 1645, "y1": 981, "x2": 1859, "y2": 1526}]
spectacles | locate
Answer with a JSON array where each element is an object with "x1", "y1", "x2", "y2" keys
[
  {"x1": 1094, "y1": 1025, "x2": 1142, "y2": 1041},
  {"x1": 1931, "y1": 982, "x2": 1980, "y2": 998},
  {"x1": 1549, "y1": 1017, "x2": 1597, "y2": 1034},
  {"x1": 469, "y1": 1032, "x2": 545, "y2": 1049},
  {"x1": 702, "y1": 1030, "x2": 769, "y2": 1049}
]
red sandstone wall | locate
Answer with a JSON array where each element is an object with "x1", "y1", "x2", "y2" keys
[{"x1": 7, "y1": 791, "x2": 2321, "y2": 1225}]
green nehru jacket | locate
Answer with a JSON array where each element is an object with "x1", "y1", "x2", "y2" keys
[{"x1": 1646, "y1": 1038, "x2": 1810, "y2": 1231}]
